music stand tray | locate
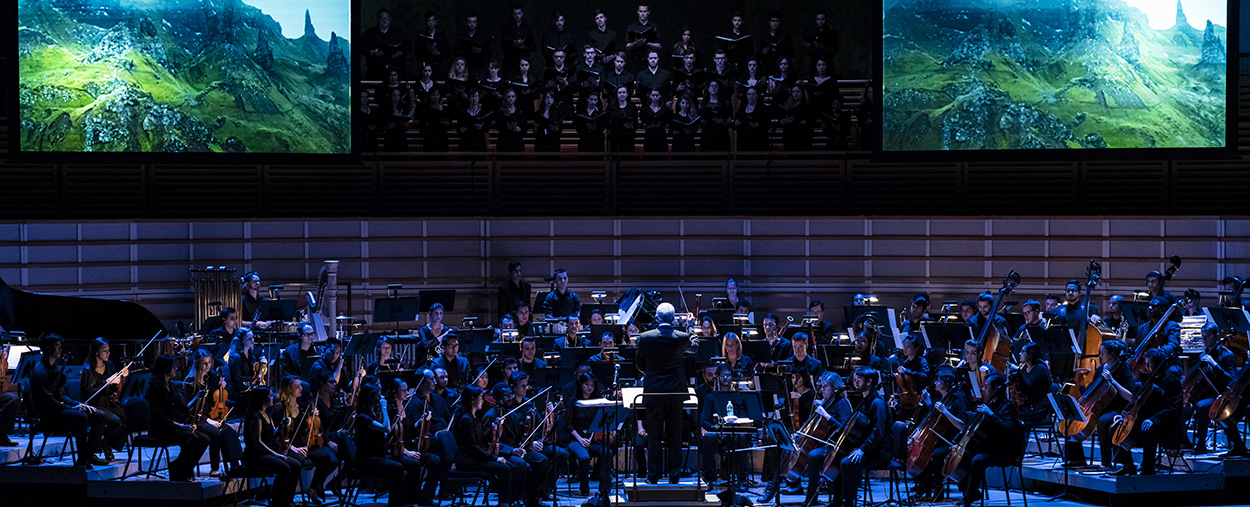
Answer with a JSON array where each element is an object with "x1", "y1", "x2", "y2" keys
[
  {"x1": 256, "y1": 300, "x2": 296, "y2": 322},
  {"x1": 921, "y1": 323, "x2": 973, "y2": 352},
  {"x1": 708, "y1": 391, "x2": 764, "y2": 421}
]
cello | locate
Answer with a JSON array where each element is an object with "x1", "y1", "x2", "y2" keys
[
  {"x1": 1126, "y1": 289, "x2": 1197, "y2": 376},
  {"x1": 1210, "y1": 351, "x2": 1250, "y2": 422},
  {"x1": 817, "y1": 395, "x2": 873, "y2": 482},
  {"x1": 942, "y1": 381, "x2": 1006, "y2": 483},
  {"x1": 1057, "y1": 357, "x2": 1128, "y2": 439},
  {"x1": 781, "y1": 388, "x2": 845, "y2": 484},
  {"x1": 976, "y1": 271, "x2": 1020, "y2": 374},
  {"x1": 1111, "y1": 354, "x2": 1174, "y2": 447},
  {"x1": 1066, "y1": 260, "x2": 1110, "y2": 397},
  {"x1": 904, "y1": 376, "x2": 968, "y2": 477}
]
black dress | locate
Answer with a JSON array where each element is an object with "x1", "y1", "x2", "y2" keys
[
  {"x1": 457, "y1": 106, "x2": 491, "y2": 152},
  {"x1": 608, "y1": 102, "x2": 638, "y2": 153},
  {"x1": 779, "y1": 101, "x2": 814, "y2": 151},
  {"x1": 671, "y1": 111, "x2": 700, "y2": 152},
  {"x1": 420, "y1": 106, "x2": 451, "y2": 152},
  {"x1": 640, "y1": 104, "x2": 672, "y2": 153},
  {"x1": 575, "y1": 106, "x2": 608, "y2": 152},
  {"x1": 533, "y1": 106, "x2": 566, "y2": 152},
  {"x1": 495, "y1": 106, "x2": 529, "y2": 152},
  {"x1": 734, "y1": 103, "x2": 770, "y2": 152},
  {"x1": 699, "y1": 102, "x2": 731, "y2": 152}
]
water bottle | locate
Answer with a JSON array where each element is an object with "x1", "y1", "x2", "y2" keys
[{"x1": 725, "y1": 401, "x2": 735, "y2": 419}]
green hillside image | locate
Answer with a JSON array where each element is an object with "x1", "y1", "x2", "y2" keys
[
  {"x1": 881, "y1": 0, "x2": 1227, "y2": 151},
  {"x1": 18, "y1": 0, "x2": 352, "y2": 154}
]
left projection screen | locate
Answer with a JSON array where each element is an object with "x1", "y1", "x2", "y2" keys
[{"x1": 15, "y1": 0, "x2": 353, "y2": 156}]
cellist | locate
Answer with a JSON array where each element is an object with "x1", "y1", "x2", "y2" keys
[
  {"x1": 1105, "y1": 348, "x2": 1181, "y2": 476},
  {"x1": 1135, "y1": 296, "x2": 1182, "y2": 361},
  {"x1": 941, "y1": 374, "x2": 1021, "y2": 507},
  {"x1": 1187, "y1": 323, "x2": 1236, "y2": 455},
  {"x1": 1065, "y1": 340, "x2": 1135, "y2": 468},
  {"x1": 915, "y1": 371, "x2": 970, "y2": 501},
  {"x1": 956, "y1": 339, "x2": 992, "y2": 398},
  {"x1": 830, "y1": 367, "x2": 891, "y2": 507},
  {"x1": 1009, "y1": 343, "x2": 1053, "y2": 428},
  {"x1": 800, "y1": 372, "x2": 853, "y2": 507}
]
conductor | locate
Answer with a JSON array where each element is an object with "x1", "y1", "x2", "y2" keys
[{"x1": 635, "y1": 302, "x2": 690, "y2": 484}]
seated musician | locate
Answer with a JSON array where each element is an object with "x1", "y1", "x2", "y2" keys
[
  {"x1": 243, "y1": 386, "x2": 301, "y2": 506},
  {"x1": 542, "y1": 269, "x2": 582, "y2": 318},
  {"x1": 1103, "y1": 295, "x2": 1126, "y2": 331},
  {"x1": 184, "y1": 349, "x2": 227, "y2": 476},
  {"x1": 700, "y1": 363, "x2": 753, "y2": 487},
  {"x1": 800, "y1": 372, "x2": 854, "y2": 506},
  {"x1": 501, "y1": 358, "x2": 521, "y2": 383},
  {"x1": 406, "y1": 368, "x2": 451, "y2": 440},
  {"x1": 80, "y1": 337, "x2": 129, "y2": 461},
  {"x1": 808, "y1": 300, "x2": 837, "y2": 344},
  {"x1": 0, "y1": 344, "x2": 16, "y2": 447},
  {"x1": 32, "y1": 333, "x2": 113, "y2": 467},
  {"x1": 279, "y1": 323, "x2": 322, "y2": 380},
  {"x1": 205, "y1": 307, "x2": 240, "y2": 366},
  {"x1": 433, "y1": 366, "x2": 457, "y2": 404},
  {"x1": 226, "y1": 327, "x2": 258, "y2": 400},
  {"x1": 721, "y1": 332, "x2": 754, "y2": 379},
  {"x1": 830, "y1": 367, "x2": 893, "y2": 507},
  {"x1": 966, "y1": 292, "x2": 1007, "y2": 339},
  {"x1": 309, "y1": 337, "x2": 344, "y2": 393},
  {"x1": 941, "y1": 373, "x2": 1021, "y2": 506},
  {"x1": 699, "y1": 316, "x2": 719, "y2": 339},
  {"x1": 418, "y1": 303, "x2": 454, "y2": 364},
  {"x1": 957, "y1": 339, "x2": 992, "y2": 395},
  {"x1": 1013, "y1": 299, "x2": 1044, "y2": 356},
  {"x1": 588, "y1": 332, "x2": 617, "y2": 362},
  {"x1": 959, "y1": 299, "x2": 977, "y2": 323},
  {"x1": 431, "y1": 334, "x2": 470, "y2": 390},
  {"x1": 519, "y1": 337, "x2": 548, "y2": 376},
  {"x1": 453, "y1": 385, "x2": 525, "y2": 505},
  {"x1": 758, "y1": 313, "x2": 793, "y2": 368},
  {"x1": 564, "y1": 371, "x2": 612, "y2": 496},
  {"x1": 1137, "y1": 296, "x2": 1182, "y2": 360},
  {"x1": 625, "y1": 319, "x2": 644, "y2": 344},
  {"x1": 352, "y1": 381, "x2": 411, "y2": 506},
  {"x1": 557, "y1": 315, "x2": 590, "y2": 349},
  {"x1": 387, "y1": 377, "x2": 438, "y2": 504},
  {"x1": 272, "y1": 376, "x2": 339, "y2": 504},
  {"x1": 785, "y1": 332, "x2": 824, "y2": 378},
  {"x1": 1010, "y1": 343, "x2": 1054, "y2": 428},
  {"x1": 147, "y1": 354, "x2": 211, "y2": 481},
  {"x1": 899, "y1": 293, "x2": 931, "y2": 338},
  {"x1": 916, "y1": 371, "x2": 970, "y2": 500},
  {"x1": 469, "y1": 365, "x2": 495, "y2": 412},
  {"x1": 694, "y1": 364, "x2": 719, "y2": 401},
  {"x1": 561, "y1": 363, "x2": 599, "y2": 401},
  {"x1": 516, "y1": 301, "x2": 535, "y2": 337},
  {"x1": 1106, "y1": 348, "x2": 1181, "y2": 475},
  {"x1": 365, "y1": 335, "x2": 399, "y2": 376},
  {"x1": 736, "y1": 300, "x2": 753, "y2": 324},
  {"x1": 1189, "y1": 323, "x2": 1238, "y2": 455},
  {"x1": 1066, "y1": 339, "x2": 1135, "y2": 468},
  {"x1": 491, "y1": 372, "x2": 561, "y2": 504},
  {"x1": 891, "y1": 335, "x2": 932, "y2": 393},
  {"x1": 308, "y1": 366, "x2": 351, "y2": 439},
  {"x1": 851, "y1": 329, "x2": 890, "y2": 372}
]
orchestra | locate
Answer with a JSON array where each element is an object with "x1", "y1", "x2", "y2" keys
[{"x1": 3, "y1": 257, "x2": 1242, "y2": 507}]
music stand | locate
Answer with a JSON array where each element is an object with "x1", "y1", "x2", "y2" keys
[
  {"x1": 590, "y1": 325, "x2": 625, "y2": 346},
  {"x1": 755, "y1": 375, "x2": 788, "y2": 412},
  {"x1": 700, "y1": 309, "x2": 736, "y2": 326},
  {"x1": 417, "y1": 290, "x2": 456, "y2": 312},
  {"x1": 1046, "y1": 392, "x2": 1087, "y2": 502},
  {"x1": 743, "y1": 340, "x2": 771, "y2": 365},
  {"x1": 1204, "y1": 307, "x2": 1250, "y2": 333},
  {"x1": 694, "y1": 339, "x2": 720, "y2": 363},
  {"x1": 486, "y1": 341, "x2": 520, "y2": 358},
  {"x1": 13, "y1": 351, "x2": 42, "y2": 387},
  {"x1": 345, "y1": 333, "x2": 382, "y2": 356},
  {"x1": 921, "y1": 323, "x2": 973, "y2": 352},
  {"x1": 373, "y1": 297, "x2": 421, "y2": 331},
  {"x1": 588, "y1": 402, "x2": 630, "y2": 496},
  {"x1": 256, "y1": 299, "x2": 296, "y2": 322},
  {"x1": 119, "y1": 370, "x2": 152, "y2": 401},
  {"x1": 559, "y1": 347, "x2": 599, "y2": 368},
  {"x1": 1031, "y1": 326, "x2": 1079, "y2": 381},
  {"x1": 1120, "y1": 301, "x2": 1150, "y2": 339},
  {"x1": 705, "y1": 390, "x2": 764, "y2": 496}
]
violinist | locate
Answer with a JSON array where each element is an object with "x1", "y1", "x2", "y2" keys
[
  {"x1": 453, "y1": 384, "x2": 524, "y2": 507},
  {"x1": 146, "y1": 354, "x2": 211, "y2": 481},
  {"x1": 1106, "y1": 348, "x2": 1181, "y2": 475},
  {"x1": 489, "y1": 371, "x2": 559, "y2": 505},
  {"x1": 1066, "y1": 340, "x2": 1135, "y2": 468},
  {"x1": 80, "y1": 337, "x2": 128, "y2": 461},
  {"x1": 941, "y1": 374, "x2": 1021, "y2": 507},
  {"x1": 564, "y1": 372, "x2": 608, "y2": 496},
  {"x1": 406, "y1": 368, "x2": 451, "y2": 435},
  {"x1": 386, "y1": 378, "x2": 438, "y2": 505},
  {"x1": 33, "y1": 334, "x2": 112, "y2": 468},
  {"x1": 431, "y1": 334, "x2": 471, "y2": 390},
  {"x1": 225, "y1": 327, "x2": 258, "y2": 400},
  {"x1": 699, "y1": 363, "x2": 750, "y2": 487},
  {"x1": 1189, "y1": 323, "x2": 1236, "y2": 455},
  {"x1": 279, "y1": 323, "x2": 321, "y2": 380},
  {"x1": 1010, "y1": 343, "x2": 1053, "y2": 427},
  {"x1": 184, "y1": 349, "x2": 226, "y2": 476},
  {"x1": 799, "y1": 372, "x2": 854, "y2": 506},
  {"x1": 419, "y1": 303, "x2": 454, "y2": 364},
  {"x1": 353, "y1": 381, "x2": 409, "y2": 506},
  {"x1": 831, "y1": 367, "x2": 893, "y2": 507},
  {"x1": 785, "y1": 332, "x2": 825, "y2": 379},
  {"x1": 721, "y1": 332, "x2": 754, "y2": 379},
  {"x1": 433, "y1": 366, "x2": 457, "y2": 403},
  {"x1": 914, "y1": 371, "x2": 970, "y2": 501},
  {"x1": 365, "y1": 335, "x2": 398, "y2": 376},
  {"x1": 242, "y1": 387, "x2": 300, "y2": 507},
  {"x1": 759, "y1": 313, "x2": 793, "y2": 368},
  {"x1": 1136, "y1": 296, "x2": 1181, "y2": 358},
  {"x1": 470, "y1": 365, "x2": 496, "y2": 412},
  {"x1": 272, "y1": 376, "x2": 339, "y2": 505}
]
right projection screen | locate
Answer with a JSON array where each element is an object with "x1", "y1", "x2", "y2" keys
[{"x1": 880, "y1": 0, "x2": 1230, "y2": 152}]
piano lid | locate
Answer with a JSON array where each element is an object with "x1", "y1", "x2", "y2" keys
[{"x1": 0, "y1": 276, "x2": 166, "y2": 343}]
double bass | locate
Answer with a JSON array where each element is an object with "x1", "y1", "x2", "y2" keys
[
  {"x1": 1067, "y1": 260, "x2": 1112, "y2": 397},
  {"x1": 976, "y1": 271, "x2": 1020, "y2": 374},
  {"x1": 1126, "y1": 289, "x2": 1197, "y2": 375}
]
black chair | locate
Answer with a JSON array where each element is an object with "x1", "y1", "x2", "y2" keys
[
  {"x1": 220, "y1": 424, "x2": 273, "y2": 507},
  {"x1": 432, "y1": 429, "x2": 492, "y2": 507},
  {"x1": 122, "y1": 397, "x2": 176, "y2": 479},
  {"x1": 22, "y1": 383, "x2": 79, "y2": 465}
]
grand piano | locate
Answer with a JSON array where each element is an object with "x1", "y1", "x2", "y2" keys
[{"x1": 0, "y1": 276, "x2": 167, "y2": 354}]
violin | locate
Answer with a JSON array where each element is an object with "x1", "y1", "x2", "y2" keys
[
  {"x1": 208, "y1": 375, "x2": 230, "y2": 421},
  {"x1": 415, "y1": 392, "x2": 432, "y2": 454},
  {"x1": 252, "y1": 356, "x2": 270, "y2": 387},
  {"x1": 389, "y1": 409, "x2": 407, "y2": 459},
  {"x1": 345, "y1": 368, "x2": 366, "y2": 407},
  {"x1": 306, "y1": 404, "x2": 324, "y2": 449}
]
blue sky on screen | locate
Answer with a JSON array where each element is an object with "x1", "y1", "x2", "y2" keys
[
  {"x1": 243, "y1": 0, "x2": 351, "y2": 41},
  {"x1": 1122, "y1": 0, "x2": 1226, "y2": 30}
]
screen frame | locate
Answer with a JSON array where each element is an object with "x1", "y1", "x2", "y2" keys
[
  {"x1": 872, "y1": 0, "x2": 1240, "y2": 162},
  {"x1": 7, "y1": 0, "x2": 361, "y2": 164}
]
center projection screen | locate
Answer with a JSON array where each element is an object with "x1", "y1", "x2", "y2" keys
[
  {"x1": 880, "y1": 0, "x2": 1231, "y2": 153},
  {"x1": 15, "y1": 0, "x2": 354, "y2": 156}
]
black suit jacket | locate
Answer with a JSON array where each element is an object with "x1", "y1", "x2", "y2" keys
[{"x1": 636, "y1": 324, "x2": 690, "y2": 395}]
